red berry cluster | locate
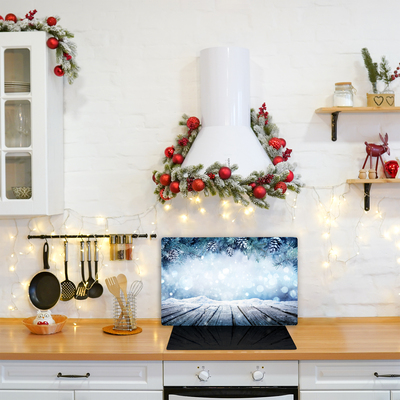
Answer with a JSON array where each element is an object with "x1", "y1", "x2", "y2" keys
[
  {"x1": 207, "y1": 173, "x2": 215, "y2": 180},
  {"x1": 187, "y1": 177, "x2": 194, "y2": 191},
  {"x1": 178, "y1": 138, "x2": 189, "y2": 146},
  {"x1": 282, "y1": 148, "x2": 292, "y2": 161},
  {"x1": 256, "y1": 174, "x2": 274, "y2": 185},
  {"x1": 391, "y1": 64, "x2": 400, "y2": 81},
  {"x1": 24, "y1": 9, "x2": 37, "y2": 20},
  {"x1": 258, "y1": 102, "x2": 269, "y2": 125}
]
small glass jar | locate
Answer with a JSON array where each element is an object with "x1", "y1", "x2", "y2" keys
[
  {"x1": 109, "y1": 234, "x2": 117, "y2": 261},
  {"x1": 333, "y1": 82, "x2": 355, "y2": 107},
  {"x1": 125, "y1": 234, "x2": 133, "y2": 260},
  {"x1": 117, "y1": 234, "x2": 125, "y2": 260}
]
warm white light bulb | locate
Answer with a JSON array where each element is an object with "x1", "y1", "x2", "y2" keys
[{"x1": 323, "y1": 262, "x2": 329, "y2": 268}]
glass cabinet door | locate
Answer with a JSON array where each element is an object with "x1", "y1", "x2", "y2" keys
[
  {"x1": 5, "y1": 100, "x2": 31, "y2": 148},
  {"x1": 5, "y1": 153, "x2": 32, "y2": 199},
  {"x1": 4, "y1": 48, "x2": 30, "y2": 93}
]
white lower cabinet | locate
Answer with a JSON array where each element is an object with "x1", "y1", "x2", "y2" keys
[
  {"x1": 300, "y1": 361, "x2": 400, "y2": 400},
  {"x1": 0, "y1": 391, "x2": 73, "y2": 400},
  {"x1": 0, "y1": 360, "x2": 163, "y2": 400}
]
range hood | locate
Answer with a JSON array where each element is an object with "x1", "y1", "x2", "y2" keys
[{"x1": 181, "y1": 47, "x2": 272, "y2": 177}]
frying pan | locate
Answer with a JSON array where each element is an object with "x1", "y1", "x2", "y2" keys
[{"x1": 28, "y1": 242, "x2": 61, "y2": 310}]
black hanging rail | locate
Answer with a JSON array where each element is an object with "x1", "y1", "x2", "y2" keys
[{"x1": 27, "y1": 233, "x2": 157, "y2": 239}]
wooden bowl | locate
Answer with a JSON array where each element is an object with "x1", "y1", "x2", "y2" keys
[{"x1": 22, "y1": 315, "x2": 67, "y2": 335}]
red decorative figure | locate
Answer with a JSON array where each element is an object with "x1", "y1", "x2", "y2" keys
[{"x1": 362, "y1": 133, "x2": 390, "y2": 177}]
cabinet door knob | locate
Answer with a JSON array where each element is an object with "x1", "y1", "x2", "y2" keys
[
  {"x1": 57, "y1": 372, "x2": 90, "y2": 378},
  {"x1": 374, "y1": 372, "x2": 400, "y2": 378}
]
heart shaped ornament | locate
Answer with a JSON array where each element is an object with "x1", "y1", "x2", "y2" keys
[{"x1": 384, "y1": 160, "x2": 399, "y2": 178}]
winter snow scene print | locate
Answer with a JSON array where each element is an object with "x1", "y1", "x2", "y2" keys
[{"x1": 161, "y1": 237, "x2": 298, "y2": 326}]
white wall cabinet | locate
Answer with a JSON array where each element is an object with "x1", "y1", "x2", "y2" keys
[
  {"x1": 0, "y1": 360, "x2": 163, "y2": 400},
  {"x1": 0, "y1": 31, "x2": 63, "y2": 216},
  {"x1": 299, "y1": 360, "x2": 400, "y2": 400}
]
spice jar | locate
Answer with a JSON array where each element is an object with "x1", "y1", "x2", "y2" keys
[
  {"x1": 109, "y1": 234, "x2": 117, "y2": 261},
  {"x1": 333, "y1": 82, "x2": 355, "y2": 107},
  {"x1": 117, "y1": 234, "x2": 125, "y2": 260},
  {"x1": 125, "y1": 234, "x2": 133, "y2": 260}
]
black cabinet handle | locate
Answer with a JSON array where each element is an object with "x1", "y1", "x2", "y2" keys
[
  {"x1": 374, "y1": 372, "x2": 400, "y2": 378},
  {"x1": 57, "y1": 372, "x2": 90, "y2": 378}
]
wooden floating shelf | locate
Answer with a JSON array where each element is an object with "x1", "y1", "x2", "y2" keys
[
  {"x1": 316, "y1": 107, "x2": 400, "y2": 113},
  {"x1": 315, "y1": 107, "x2": 400, "y2": 141},
  {"x1": 346, "y1": 178, "x2": 400, "y2": 211}
]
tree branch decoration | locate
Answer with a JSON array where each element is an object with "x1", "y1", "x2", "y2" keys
[
  {"x1": 0, "y1": 10, "x2": 79, "y2": 84},
  {"x1": 152, "y1": 103, "x2": 304, "y2": 210}
]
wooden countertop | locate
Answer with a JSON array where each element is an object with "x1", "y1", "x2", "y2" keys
[{"x1": 1, "y1": 317, "x2": 400, "y2": 361}]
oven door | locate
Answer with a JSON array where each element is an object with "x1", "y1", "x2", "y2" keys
[{"x1": 164, "y1": 387, "x2": 298, "y2": 400}]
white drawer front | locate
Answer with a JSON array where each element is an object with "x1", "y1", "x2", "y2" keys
[
  {"x1": 164, "y1": 361, "x2": 298, "y2": 386},
  {"x1": 300, "y1": 391, "x2": 390, "y2": 400},
  {"x1": 76, "y1": 390, "x2": 163, "y2": 400},
  {"x1": 300, "y1": 361, "x2": 400, "y2": 390},
  {"x1": 0, "y1": 391, "x2": 74, "y2": 400},
  {"x1": 0, "y1": 361, "x2": 162, "y2": 390}
]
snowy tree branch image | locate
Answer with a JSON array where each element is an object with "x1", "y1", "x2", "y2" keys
[{"x1": 161, "y1": 237, "x2": 298, "y2": 326}]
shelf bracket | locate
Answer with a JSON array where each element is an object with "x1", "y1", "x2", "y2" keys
[
  {"x1": 331, "y1": 111, "x2": 341, "y2": 141},
  {"x1": 364, "y1": 183, "x2": 372, "y2": 211}
]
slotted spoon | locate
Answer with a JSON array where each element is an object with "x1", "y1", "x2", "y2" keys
[{"x1": 60, "y1": 241, "x2": 76, "y2": 301}]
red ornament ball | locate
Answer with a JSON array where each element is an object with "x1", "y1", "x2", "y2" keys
[
  {"x1": 164, "y1": 146, "x2": 175, "y2": 158},
  {"x1": 63, "y1": 52, "x2": 72, "y2": 61},
  {"x1": 169, "y1": 181, "x2": 180, "y2": 194},
  {"x1": 172, "y1": 154, "x2": 184, "y2": 164},
  {"x1": 268, "y1": 137, "x2": 282, "y2": 150},
  {"x1": 192, "y1": 179, "x2": 205, "y2": 192},
  {"x1": 187, "y1": 116, "x2": 200, "y2": 131},
  {"x1": 159, "y1": 174, "x2": 171, "y2": 186},
  {"x1": 54, "y1": 65, "x2": 64, "y2": 77},
  {"x1": 285, "y1": 170, "x2": 294, "y2": 182},
  {"x1": 385, "y1": 160, "x2": 399, "y2": 178},
  {"x1": 280, "y1": 138, "x2": 286, "y2": 148},
  {"x1": 219, "y1": 167, "x2": 232, "y2": 180},
  {"x1": 273, "y1": 156, "x2": 283, "y2": 165},
  {"x1": 159, "y1": 189, "x2": 171, "y2": 201},
  {"x1": 274, "y1": 182, "x2": 287, "y2": 194},
  {"x1": 0, "y1": 16, "x2": 4, "y2": 21},
  {"x1": 253, "y1": 186, "x2": 267, "y2": 199},
  {"x1": 5, "y1": 13, "x2": 17, "y2": 23},
  {"x1": 47, "y1": 16, "x2": 57, "y2": 26},
  {"x1": 249, "y1": 182, "x2": 256, "y2": 188},
  {"x1": 152, "y1": 174, "x2": 158, "y2": 184},
  {"x1": 46, "y1": 37, "x2": 59, "y2": 49}
]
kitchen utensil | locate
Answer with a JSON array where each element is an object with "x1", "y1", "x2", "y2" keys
[
  {"x1": 60, "y1": 241, "x2": 76, "y2": 301},
  {"x1": 105, "y1": 276, "x2": 130, "y2": 326},
  {"x1": 75, "y1": 240, "x2": 88, "y2": 300},
  {"x1": 88, "y1": 239, "x2": 103, "y2": 298},
  {"x1": 28, "y1": 242, "x2": 61, "y2": 310},
  {"x1": 117, "y1": 274, "x2": 128, "y2": 302},
  {"x1": 129, "y1": 280, "x2": 143, "y2": 297}
]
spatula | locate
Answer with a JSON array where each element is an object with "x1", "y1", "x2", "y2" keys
[
  {"x1": 117, "y1": 274, "x2": 128, "y2": 302},
  {"x1": 105, "y1": 276, "x2": 130, "y2": 327},
  {"x1": 60, "y1": 241, "x2": 76, "y2": 301}
]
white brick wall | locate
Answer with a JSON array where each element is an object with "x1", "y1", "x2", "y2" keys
[{"x1": 1, "y1": 0, "x2": 400, "y2": 319}]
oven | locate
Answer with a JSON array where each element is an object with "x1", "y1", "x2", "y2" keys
[{"x1": 164, "y1": 361, "x2": 298, "y2": 400}]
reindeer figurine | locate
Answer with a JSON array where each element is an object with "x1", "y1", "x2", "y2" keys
[{"x1": 362, "y1": 133, "x2": 390, "y2": 179}]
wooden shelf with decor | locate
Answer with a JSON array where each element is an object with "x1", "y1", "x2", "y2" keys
[
  {"x1": 315, "y1": 107, "x2": 400, "y2": 141},
  {"x1": 346, "y1": 178, "x2": 400, "y2": 211}
]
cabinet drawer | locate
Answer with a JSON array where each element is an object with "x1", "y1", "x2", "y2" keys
[
  {"x1": 0, "y1": 391, "x2": 74, "y2": 400},
  {"x1": 76, "y1": 390, "x2": 163, "y2": 400},
  {"x1": 300, "y1": 391, "x2": 389, "y2": 400},
  {"x1": 300, "y1": 361, "x2": 400, "y2": 390},
  {"x1": 0, "y1": 360, "x2": 162, "y2": 390}
]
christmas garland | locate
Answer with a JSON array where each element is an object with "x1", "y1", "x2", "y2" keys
[
  {"x1": 0, "y1": 11, "x2": 78, "y2": 84},
  {"x1": 152, "y1": 103, "x2": 304, "y2": 210}
]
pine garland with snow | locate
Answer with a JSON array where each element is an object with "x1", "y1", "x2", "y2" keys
[
  {"x1": 153, "y1": 103, "x2": 304, "y2": 210},
  {"x1": 0, "y1": 11, "x2": 79, "y2": 84}
]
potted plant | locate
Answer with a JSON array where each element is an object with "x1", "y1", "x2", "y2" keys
[{"x1": 361, "y1": 48, "x2": 398, "y2": 107}]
